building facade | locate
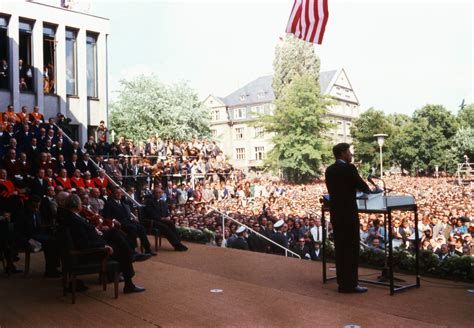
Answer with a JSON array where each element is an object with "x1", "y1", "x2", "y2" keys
[
  {"x1": 0, "y1": 0, "x2": 109, "y2": 144},
  {"x1": 204, "y1": 69, "x2": 361, "y2": 171}
]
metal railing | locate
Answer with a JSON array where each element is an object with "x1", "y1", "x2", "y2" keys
[
  {"x1": 53, "y1": 123, "x2": 142, "y2": 208},
  {"x1": 206, "y1": 206, "x2": 301, "y2": 259}
]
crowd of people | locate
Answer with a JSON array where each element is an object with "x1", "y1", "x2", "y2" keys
[
  {"x1": 0, "y1": 104, "x2": 472, "y2": 295},
  {"x1": 0, "y1": 58, "x2": 55, "y2": 93},
  {"x1": 0, "y1": 105, "x2": 189, "y2": 294}
]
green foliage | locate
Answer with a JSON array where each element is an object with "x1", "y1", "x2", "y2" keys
[
  {"x1": 176, "y1": 227, "x2": 214, "y2": 244},
  {"x1": 457, "y1": 103, "x2": 474, "y2": 128},
  {"x1": 352, "y1": 104, "x2": 465, "y2": 174},
  {"x1": 260, "y1": 74, "x2": 332, "y2": 182},
  {"x1": 326, "y1": 241, "x2": 473, "y2": 281},
  {"x1": 110, "y1": 75, "x2": 210, "y2": 141},
  {"x1": 350, "y1": 108, "x2": 395, "y2": 169},
  {"x1": 272, "y1": 35, "x2": 321, "y2": 99},
  {"x1": 452, "y1": 127, "x2": 474, "y2": 160}
]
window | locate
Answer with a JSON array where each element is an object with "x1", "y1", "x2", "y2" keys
[
  {"x1": 43, "y1": 24, "x2": 56, "y2": 94},
  {"x1": 86, "y1": 33, "x2": 98, "y2": 97},
  {"x1": 211, "y1": 110, "x2": 220, "y2": 121},
  {"x1": 234, "y1": 107, "x2": 246, "y2": 119},
  {"x1": 255, "y1": 127, "x2": 264, "y2": 138},
  {"x1": 252, "y1": 105, "x2": 264, "y2": 115},
  {"x1": 236, "y1": 148, "x2": 245, "y2": 160},
  {"x1": 239, "y1": 94, "x2": 246, "y2": 101},
  {"x1": 65, "y1": 29, "x2": 77, "y2": 96},
  {"x1": 257, "y1": 90, "x2": 265, "y2": 99},
  {"x1": 19, "y1": 20, "x2": 34, "y2": 92},
  {"x1": 235, "y1": 127, "x2": 244, "y2": 139},
  {"x1": 0, "y1": 16, "x2": 9, "y2": 90},
  {"x1": 211, "y1": 129, "x2": 217, "y2": 138},
  {"x1": 337, "y1": 121, "x2": 344, "y2": 135},
  {"x1": 255, "y1": 147, "x2": 265, "y2": 160}
]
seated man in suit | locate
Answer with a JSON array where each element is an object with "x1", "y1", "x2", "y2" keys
[
  {"x1": 62, "y1": 194, "x2": 145, "y2": 294},
  {"x1": 103, "y1": 187, "x2": 156, "y2": 256},
  {"x1": 16, "y1": 195, "x2": 60, "y2": 277},
  {"x1": 143, "y1": 187, "x2": 188, "y2": 252}
]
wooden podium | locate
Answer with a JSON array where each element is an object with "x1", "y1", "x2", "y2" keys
[{"x1": 321, "y1": 194, "x2": 421, "y2": 295}]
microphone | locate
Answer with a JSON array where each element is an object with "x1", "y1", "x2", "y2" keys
[{"x1": 367, "y1": 173, "x2": 377, "y2": 188}]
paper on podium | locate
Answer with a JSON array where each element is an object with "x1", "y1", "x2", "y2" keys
[{"x1": 357, "y1": 192, "x2": 385, "y2": 210}]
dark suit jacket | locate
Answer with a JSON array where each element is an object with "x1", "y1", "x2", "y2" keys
[
  {"x1": 62, "y1": 210, "x2": 105, "y2": 250},
  {"x1": 29, "y1": 177, "x2": 48, "y2": 196},
  {"x1": 144, "y1": 197, "x2": 170, "y2": 221},
  {"x1": 78, "y1": 160, "x2": 97, "y2": 176},
  {"x1": 66, "y1": 160, "x2": 79, "y2": 176},
  {"x1": 103, "y1": 198, "x2": 133, "y2": 226},
  {"x1": 325, "y1": 160, "x2": 371, "y2": 221}
]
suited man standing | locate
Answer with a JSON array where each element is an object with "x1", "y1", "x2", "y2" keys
[
  {"x1": 103, "y1": 187, "x2": 156, "y2": 256},
  {"x1": 325, "y1": 143, "x2": 372, "y2": 294}
]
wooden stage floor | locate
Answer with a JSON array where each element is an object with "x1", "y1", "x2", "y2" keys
[{"x1": 1, "y1": 239, "x2": 473, "y2": 327}]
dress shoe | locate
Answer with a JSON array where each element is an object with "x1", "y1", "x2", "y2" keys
[
  {"x1": 338, "y1": 285, "x2": 368, "y2": 293},
  {"x1": 123, "y1": 284, "x2": 146, "y2": 294},
  {"x1": 145, "y1": 250, "x2": 157, "y2": 256},
  {"x1": 174, "y1": 244, "x2": 188, "y2": 252},
  {"x1": 133, "y1": 253, "x2": 152, "y2": 262}
]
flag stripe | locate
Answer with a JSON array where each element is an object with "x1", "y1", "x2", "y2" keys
[
  {"x1": 317, "y1": 0, "x2": 329, "y2": 44},
  {"x1": 285, "y1": 0, "x2": 302, "y2": 33},
  {"x1": 285, "y1": 0, "x2": 329, "y2": 45}
]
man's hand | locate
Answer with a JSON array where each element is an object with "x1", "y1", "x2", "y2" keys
[
  {"x1": 105, "y1": 245, "x2": 113, "y2": 256},
  {"x1": 112, "y1": 219, "x2": 121, "y2": 228}
]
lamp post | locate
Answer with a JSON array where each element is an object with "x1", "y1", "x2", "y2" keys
[{"x1": 374, "y1": 134, "x2": 388, "y2": 177}]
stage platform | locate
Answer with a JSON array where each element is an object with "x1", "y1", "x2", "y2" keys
[{"x1": 1, "y1": 239, "x2": 473, "y2": 327}]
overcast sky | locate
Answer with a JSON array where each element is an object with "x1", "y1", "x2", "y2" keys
[{"x1": 87, "y1": 0, "x2": 472, "y2": 116}]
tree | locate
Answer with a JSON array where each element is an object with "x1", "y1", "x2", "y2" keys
[
  {"x1": 452, "y1": 127, "x2": 474, "y2": 161},
  {"x1": 260, "y1": 74, "x2": 331, "y2": 182},
  {"x1": 457, "y1": 103, "x2": 474, "y2": 128},
  {"x1": 110, "y1": 75, "x2": 210, "y2": 141},
  {"x1": 391, "y1": 105, "x2": 458, "y2": 174},
  {"x1": 272, "y1": 35, "x2": 321, "y2": 99},
  {"x1": 349, "y1": 108, "x2": 396, "y2": 173}
]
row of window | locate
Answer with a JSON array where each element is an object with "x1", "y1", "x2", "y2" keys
[
  {"x1": 235, "y1": 127, "x2": 265, "y2": 139},
  {"x1": 239, "y1": 90, "x2": 266, "y2": 102},
  {"x1": 210, "y1": 105, "x2": 274, "y2": 122},
  {"x1": 0, "y1": 15, "x2": 99, "y2": 98},
  {"x1": 235, "y1": 147, "x2": 265, "y2": 161}
]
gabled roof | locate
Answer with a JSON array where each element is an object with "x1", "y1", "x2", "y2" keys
[
  {"x1": 215, "y1": 69, "x2": 351, "y2": 107},
  {"x1": 223, "y1": 75, "x2": 274, "y2": 107},
  {"x1": 319, "y1": 70, "x2": 338, "y2": 95}
]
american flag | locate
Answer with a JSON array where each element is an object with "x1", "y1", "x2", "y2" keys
[{"x1": 286, "y1": 0, "x2": 329, "y2": 45}]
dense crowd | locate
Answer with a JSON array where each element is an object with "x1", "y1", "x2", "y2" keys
[
  {"x1": 161, "y1": 176, "x2": 473, "y2": 261},
  {"x1": 0, "y1": 105, "x2": 190, "y2": 294},
  {"x1": 0, "y1": 105, "x2": 472, "y2": 292}
]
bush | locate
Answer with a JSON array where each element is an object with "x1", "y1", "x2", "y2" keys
[
  {"x1": 325, "y1": 241, "x2": 473, "y2": 281},
  {"x1": 176, "y1": 227, "x2": 214, "y2": 244}
]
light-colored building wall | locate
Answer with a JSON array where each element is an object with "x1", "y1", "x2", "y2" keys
[
  {"x1": 205, "y1": 69, "x2": 361, "y2": 172},
  {"x1": 0, "y1": 1, "x2": 109, "y2": 145}
]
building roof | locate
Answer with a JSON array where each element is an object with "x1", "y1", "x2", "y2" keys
[
  {"x1": 319, "y1": 70, "x2": 338, "y2": 95},
  {"x1": 221, "y1": 70, "x2": 341, "y2": 107},
  {"x1": 223, "y1": 75, "x2": 274, "y2": 107}
]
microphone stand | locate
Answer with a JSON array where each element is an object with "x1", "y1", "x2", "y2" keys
[{"x1": 368, "y1": 175, "x2": 405, "y2": 283}]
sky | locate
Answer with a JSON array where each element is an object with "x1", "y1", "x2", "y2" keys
[{"x1": 85, "y1": 0, "x2": 473, "y2": 116}]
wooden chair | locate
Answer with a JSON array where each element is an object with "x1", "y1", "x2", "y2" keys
[{"x1": 57, "y1": 226, "x2": 120, "y2": 304}]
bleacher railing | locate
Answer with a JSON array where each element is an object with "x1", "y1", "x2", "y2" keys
[
  {"x1": 53, "y1": 123, "x2": 142, "y2": 208},
  {"x1": 207, "y1": 206, "x2": 301, "y2": 259}
]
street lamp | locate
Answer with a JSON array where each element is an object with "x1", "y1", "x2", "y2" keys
[{"x1": 374, "y1": 134, "x2": 388, "y2": 177}]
